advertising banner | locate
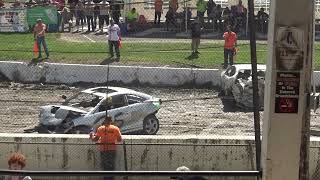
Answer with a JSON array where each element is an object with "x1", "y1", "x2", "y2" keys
[
  {"x1": 27, "y1": 6, "x2": 58, "y2": 26},
  {"x1": 0, "y1": 9, "x2": 28, "y2": 32}
]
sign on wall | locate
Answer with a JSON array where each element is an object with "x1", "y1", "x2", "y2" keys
[
  {"x1": 275, "y1": 72, "x2": 300, "y2": 113},
  {"x1": 275, "y1": 27, "x2": 304, "y2": 71},
  {"x1": 0, "y1": 9, "x2": 28, "y2": 32},
  {"x1": 27, "y1": 6, "x2": 58, "y2": 26}
]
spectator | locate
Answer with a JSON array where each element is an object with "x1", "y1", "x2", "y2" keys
[
  {"x1": 126, "y1": 8, "x2": 138, "y2": 23},
  {"x1": 25, "y1": 0, "x2": 36, "y2": 8},
  {"x1": 236, "y1": 0, "x2": 245, "y2": 15},
  {"x1": 0, "y1": 153, "x2": 32, "y2": 180},
  {"x1": 214, "y1": 4, "x2": 223, "y2": 31},
  {"x1": 169, "y1": 0, "x2": 178, "y2": 13},
  {"x1": 223, "y1": 25, "x2": 237, "y2": 68},
  {"x1": 93, "y1": 3, "x2": 100, "y2": 31},
  {"x1": 222, "y1": 6, "x2": 231, "y2": 30},
  {"x1": 85, "y1": 1, "x2": 95, "y2": 32},
  {"x1": 206, "y1": 0, "x2": 216, "y2": 24},
  {"x1": 190, "y1": 17, "x2": 202, "y2": 55},
  {"x1": 165, "y1": 7, "x2": 177, "y2": 31},
  {"x1": 61, "y1": 6, "x2": 72, "y2": 32},
  {"x1": 74, "y1": 2, "x2": 85, "y2": 32},
  {"x1": 154, "y1": 0, "x2": 163, "y2": 24},
  {"x1": 256, "y1": 8, "x2": 268, "y2": 33},
  {"x1": 106, "y1": 19, "x2": 121, "y2": 60},
  {"x1": 34, "y1": 18, "x2": 49, "y2": 59},
  {"x1": 126, "y1": 8, "x2": 139, "y2": 31},
  {"x1": 110, "y1": 0, "x2": 123, "y2": 24},
  {"x1": 0, "y1": 0, "x2": 4, "y2": 8},
  {"x1": 12, "y1": 0, "x2": 22, "y2": 8},
  {"x1": 90, "y1": 116, "x2": 122, "y2": 180},
  {"x1": 181, "y1": 7, "x2": 191, "y2": 29},
  {"x1": 196, "y1": 0, "x2": 206, "y2": 24},
  {"x1": 98, "y1": 0, "x2": 110, "y2": 33}
]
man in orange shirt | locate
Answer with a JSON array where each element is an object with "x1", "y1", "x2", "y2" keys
[
  {"x1": 33, "y1": 18, "x2": 49, "y2": 59},
  {"x1": 154, "y1": 0, "x2": 163, "y2": 24},
  {"x1": 169, "y1": 0, "x2": 178, "y2": 12},
  {"x1": 223, "y1": 25, "x2": 237, "y2": 68},
  {"x1": 90, "y1": 116, "x2": 122, "y2": 180}
]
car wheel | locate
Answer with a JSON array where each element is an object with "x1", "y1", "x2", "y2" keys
[
  {"x1": 68, "y1": 126, "x2": 91, "y2": 134},
  {"x1": 143, "y1": 115, "x2": 159, "y2": 135}
]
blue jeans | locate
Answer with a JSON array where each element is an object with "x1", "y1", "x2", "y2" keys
[
  {"x1": 224, "y1": 48, "x2": 234, "y2": 67},
  {"x1": 36, "y1": 36, "x2": 49, "y2": 58}
]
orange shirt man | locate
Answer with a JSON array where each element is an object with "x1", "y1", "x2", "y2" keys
[
  {"x1": 223, "y1": 25, "x2": 237, "y2": 68},
  {"x1": 33, "y1": 18, "x2": 49, "y2": 59},
  {"x1": 90, "y1": 116, "x2": 122, "y2": 180}
]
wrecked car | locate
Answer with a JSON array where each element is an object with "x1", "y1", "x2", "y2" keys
[
  {"x1": 27, "y1": 87, "x2": 161, "y2": 135},
  {"x1": 221, "y1": 64, "x2": 266, "y2": 109}
]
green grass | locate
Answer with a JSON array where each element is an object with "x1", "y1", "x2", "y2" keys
[{"x1": 0, "y1": 33, "x2": 317, "y2": 68}]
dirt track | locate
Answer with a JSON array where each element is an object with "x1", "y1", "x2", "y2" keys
[{"x1": 1, "y1": 82, "x2": 320, "y2": 136}]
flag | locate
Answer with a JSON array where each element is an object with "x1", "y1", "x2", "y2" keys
[
  {"x1": 33, "y1": 41, "x2": 39, "y2": 57},
  {"x1": 118, "y1": 38, "x2": 122, "y2": 48}
]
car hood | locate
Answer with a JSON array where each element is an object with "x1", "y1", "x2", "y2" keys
[{"x1": 41, "y1": 105, "x2": 88, "y2": 114}]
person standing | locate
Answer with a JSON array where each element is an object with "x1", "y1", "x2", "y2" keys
[
  {"x1": 223, "y1": 25, "x2": 237, "y2": 68},
  {"x1": 169, "y1": 0, "x2": 178, "y2": 13},
  {"x1": 85, "y1": 1, "x2": 95, "y2": 32},
  {"x1": 0, "y1": 153, "x2": 32, "y2": 180},
  {"x1": 106, "y1": 19, "x2": 121, "y2": 60},
  {"x1": 90, "y1": 116, "x2": 122, "y2": 180},
  {"x1": 99, "y1": 0, "x2": 110, "y2": 33},
  {"x1": 33, "y1": 18, "x2": 49, "y2": 59},
  {"x1": 190, "y1": 17, "x2": 202, "y2": 55},
  {"x1": 196, "y1": 0, "x2": 206, "y2": 24},
  {"x1": 154, "y1": 0, "x2": 163, "y2": 24}
]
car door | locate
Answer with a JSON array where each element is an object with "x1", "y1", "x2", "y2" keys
[{"x1": 125, "y1": 94, "x2": 151, "y2": 131}]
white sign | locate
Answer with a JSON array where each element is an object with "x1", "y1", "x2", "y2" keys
[
  {"x1": 275, "y1": 27, "x2": 304, "y2": 71},
  {"x1": 0, "y1": 9, "x2": 28, "y2": 32}
]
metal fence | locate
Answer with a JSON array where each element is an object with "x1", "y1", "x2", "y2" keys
[{"x1": 0, "y1": 0, "x2": 320, "y2": 179}]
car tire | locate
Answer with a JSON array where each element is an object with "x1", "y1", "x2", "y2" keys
[
  {"x1": 68, "y1": 126, "x2": 91, "y2": 134},
  {"x1": 142, "y1": 115, "x2": 159, "y2": 135}
]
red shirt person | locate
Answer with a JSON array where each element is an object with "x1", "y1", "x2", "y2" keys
[
  {"x1": 154, "y1": 0, "x2": 163, "y2": 24},
  {"x1": 90, "y1": 116, "x2": 122, "y2": 180},
  {"x1": 223, "y1": 25, "x2": 237, "y2": 68}
]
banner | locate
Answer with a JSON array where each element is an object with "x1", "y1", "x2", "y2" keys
[
  {"x1": 27, "y1": 6, "x2": 58, "y2": 26},
  {"x1": 0, "y1": 9, "x2": 28, "y2": 32}
]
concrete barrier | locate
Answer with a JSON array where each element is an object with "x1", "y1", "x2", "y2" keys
[
  {"x1": 2, "y1": 61, "x2": 320, "y2": 88},
  {"x1": 0, "y1": 61, "x2": 221, "y2": 88},
  {"x1": 0, "y1": 134, "x2": 320, "y2": 180}
]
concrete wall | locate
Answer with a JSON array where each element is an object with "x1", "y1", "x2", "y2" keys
[
  {"x1": 0, "y1": 61, "x2": 221, "y2": 88},
  {"x1": 1, "y1": 61, "x2": 320, "y2": 88},
  {"x1": 0, "y1": 134, "x2": 320, "y2": 180}
]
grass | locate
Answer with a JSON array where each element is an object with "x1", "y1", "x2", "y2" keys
[{"x1": 0, "y1": 33, "x2": 317, "y2": 68}]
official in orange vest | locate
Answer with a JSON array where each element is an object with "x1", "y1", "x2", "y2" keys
[{"x1": 90, "y1": 116, "x2": 122, "y2": 180}]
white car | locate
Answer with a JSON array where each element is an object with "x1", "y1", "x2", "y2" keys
[
  {"x1": 221, "y1": 64, "x2": 266, "y2": 108},
  {"x1": 28, "y1": 87, "x2": 161, "y2": 135}
]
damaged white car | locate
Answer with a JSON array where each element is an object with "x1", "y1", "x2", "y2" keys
[
  {"x1": 221, "y1": 64, "x2": 266, "y2": 109},
  {"x1": 26, "y1": 87, "x2": 161, "y2": 135}
]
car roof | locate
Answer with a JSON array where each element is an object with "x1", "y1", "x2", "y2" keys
[
  {"x1": 81, "y1": 87, "x2": 152, "y2": 99},
  {"x1": 233, "y1": 64, "x2": 266, "y2": 70}
]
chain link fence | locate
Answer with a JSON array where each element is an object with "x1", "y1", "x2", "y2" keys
[{"x1": 0, "y1": 0, "x2": 320, "y2": 179}]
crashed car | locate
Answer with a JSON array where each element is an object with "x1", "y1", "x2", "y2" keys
[
  {"x1": 28, "y1": 87, "x2": 161, "y2": 135},
  {"x1": 221, "y1": 64, "x2": 266, "y2": 108}
]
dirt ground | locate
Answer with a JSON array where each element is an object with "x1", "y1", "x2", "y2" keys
[{"x1": 1, "y1": 81, "x2": 320, "y2": 136}]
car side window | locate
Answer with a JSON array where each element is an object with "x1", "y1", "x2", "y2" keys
[
  {"x1": 127, "y1": 94, "x2": 146, "y2": 105},
  {"x1": 96, "y1": 95, "x2": 128, "y2": 113}
]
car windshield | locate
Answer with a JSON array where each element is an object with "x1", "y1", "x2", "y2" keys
[{"x1": 63, "y1": 92, "x2": 103, "y2": 111}]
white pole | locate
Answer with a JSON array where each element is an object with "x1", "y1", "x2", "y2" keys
[{"x1": 262, "y1": 0, "x2": 314, "y2": 179}]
